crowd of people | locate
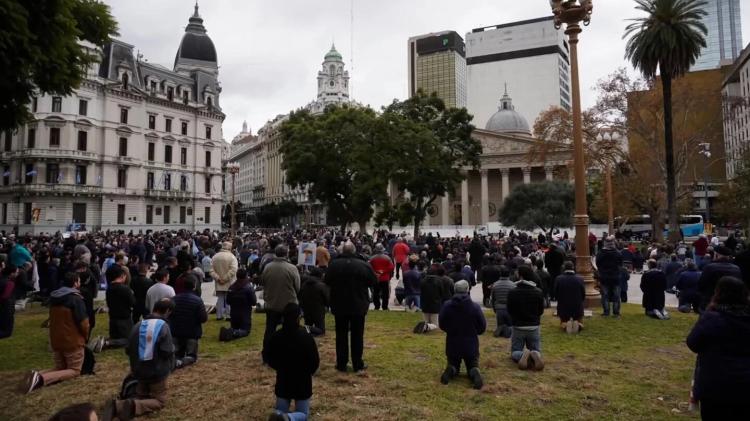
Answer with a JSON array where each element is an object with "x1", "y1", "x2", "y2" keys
[{"x1": 0, "y1": 226, "x2": 748, "y2": 420}]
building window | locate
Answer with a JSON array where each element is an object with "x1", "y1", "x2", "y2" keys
[
  {"x1": 122, "y1": 73, "x2": 129, "y2": 90},
  {"x1": 205, "y1": 151, "x2": 211, "y2": 167},
  {"x1": 120, "y1": 108, "x2": 128, "y2": 124},
  {"x1": 179, "y1": 206, "x2": 186, "y2": 224},
  {"x1": 2, "y1": 166, "x2": 9, "y2": 186},
  {"x1": 75, "y1": 165, "x2": 87, "y2": 185},
  {"x1": 77, "y1": 130, "x2": 87, "y2": 151},
  {"x1": 1, "y1": 203, "x2": 6, "y2": 225},
  {"x1": 78, "y1": 99, "x2": 88, "y2": 116},
  {"x1": 163, "y1": 205, "x2": 171, "y2": 224},
  {"x1": 148, "y1": 142, "x2": 155, "y2": 161},
  {"x1": 164, "y1": 145, "x2": 172, "y2": 163},
  {"x1": 146, "y1": 205, "x2": 153, "y2": 224},
  {"x1": 119, "y1": 137, "x2": 127, "y2": 156},
  {"x1": 27, "y1": 128, "x2": 35, "y2": 149},
  {"x1": 181, "y1": 121, "x2": 188, "y2": 135},
  {"x1": 146, "y1": 172, "x2": 154, "y2": 189},
  {"x1": 204, "y1": 206, "x2": 211, "y2": 224},
  {"x1": 32, "y1": 97, "x2": 37, "y2": 113},
  {"x1": 46, "y1": 164, "x2": 60, "y2": 184},
  {"x1": 181, "y1": 147, "x2": 187, "y2": 165},
  {"x1": 150, "y1": 81, "x2": 157, "y2": 93},
  {"x1": 3, "y1": 131, "x2": 10, "y2": 151},
  {"x1": 117, "y1": 168, "x2": 127, "y2": 188},
  {"x1": 25, "y1": 163, "x2": 34, "y2": 184},
  {"x1": 148, "y1": 115, "x2": 156, "y2": 130},
  {"x1": 205, "y1": 175, "x2": 211, "y2": 193},
  {"x1": 165, "y1": 118, "x2": 172, "y2": 133},
  {"x1": 24, "y1": 203, "x2": 32, "y2": 225},
  {"x1": 167, "y1": 87, "x2": 174, "y2": 101},
  {"x1": 180, "y1": 175, "x2": 188, "y2": 191},
  {"x1": 164, "y1": 173, "x2": 171, "y2": 190},
  {"x1": 117, "y1": 204, "x2": 126, "y2": 225},
  {"x1": 52, "y1": 97, "x2": 62, "y2": 112},
  {"x1": 49, "y1": 128, "x2": 60, "y2": 147},
  {"x1": 182, "y1": 91, "x2": 189, "y2": 105},
  {"x1": 205, "y1": 126, "x2": 212, "y2": 139}
]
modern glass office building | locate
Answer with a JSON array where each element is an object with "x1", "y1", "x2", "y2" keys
[{"x1": 693, "y1": 0, "x2": 743, "y2": 71}]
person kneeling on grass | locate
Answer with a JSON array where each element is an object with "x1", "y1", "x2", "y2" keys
[
  {"x1": 24, "y1": 272, "x2": 90, "y2": 393},
  {"x1": 267, "y1": 303, "x2": 320, "y2": 421},
  {"x1": 298, "y1": 267, "x2": 329, "y2": 336},
  {"x1": 507, "y1": 273, "x2": 545, "y2": 371},
  {"x1": 92, "y1": 265, "x2": 135, "y2": 352},
  {"x1": 438, "y1": 280, "x2": 487, "y2": 390},
  {"x1": 554, "y1": 261, "x2": 585, "y2": 334},
  {"x1": 490, "y1": 265, "x2": 514, "y2": 338},
  {"x1": 220, "y1": 268, "x2": 257, "y2": 341},
  {"x1": 641, "y1": 259, "x2": 670, "y2": 320},
  {"x1": 103, "y1": 298, "x2": 175, "y2": 421},
  {"x1": 169, "y1": 276, "x2": 207, "y2": 368}
]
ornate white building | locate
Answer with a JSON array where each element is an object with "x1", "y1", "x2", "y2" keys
[{"x1": 0, "y1": 4, "x2": 225, "y2": 234}]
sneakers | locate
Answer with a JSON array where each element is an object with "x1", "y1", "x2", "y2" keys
[
  {"x1": 571, "y1": 320, "x2": 581, "y2": 334},
  {"x1": 530, "y1": 351, "x2": 545, "y2": 371},
  {"x1": 440, "y1": 365, "x2": 457, "y2": 385},
  {"x1": 565, "y1": 320, "x2": 574, "y2": 334},
  {"x1": 413, "y1": 321, "x2": 426, "y2": 334},
  {"x1": 93, "y1": 336, "x2": 106, "y2": 353},
  {"x1": 518, "y1": 349, "x2": 531, "y2": 370},
  {"x1": 353, "y1": 363, "x2": 368, "y2": 373},
  {"x1": 22, "y1": 370, "x2": 42, "y2": 394},
  {"x1": 468, "y1": 367, "x2": 484, "y2": 390},
  {"x1": 493, "y1": 326, "x2": 503, "y2": 337},
  {"x1": 268, "y1": 411, "x2": 290, "y2": 421}
]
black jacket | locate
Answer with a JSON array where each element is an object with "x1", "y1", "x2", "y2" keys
[
  {"x1": 299, "y1": 275, "x2": 329, "y2": 319},
  {"x1": 227, "y1": 280, "x2": 257, "y2": 331},
  {"x1": 169, "y1": 292, "x2": 207, "y2": 339},
  {"x1": 544, "y1": 246, "x2": 566, "y2": 279},
  {"x1": 735, "y1": 249, "x2": 750, "y2": 289},
  {"x1": 267, "y1": 325, "x2": 320, "y2": 400},
  {"x1": 130, "y1": 273, "x2": 154, "y2": 318},
  {"x1": 595, "y1": 248, "x2": 623, "y2": 285},
  {"x1": 687, "y1": 308, "x2": 750, "y2": 401},
  {"x1": 439, "y1": 294, "x2": 486, "y2": 359},
  {"x1": 698, "y1": 260, "x2": 742, "y2": 309},
  {"x1": 106, "y1": 283, "x2": 135, "y2": 320},
  {"x1": 507, "y1": 281, "x2": 545, "y2": 327},
  {"x1": 420, "y1": 275, "x2": 454, "y2": 314},
  {"x1": 640, "y1": 269, "x2": 667, "y2": 311},
  {"x1": 554, "y1": 272, "x2": 585, "y2": 320},
  {"x1": 325, "y1": 253, "x2": 377, "y2": 317}
]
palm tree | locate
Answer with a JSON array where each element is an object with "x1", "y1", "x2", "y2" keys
[{"x1": 624, "y1": 0, "x2": 707, "y2": 241}]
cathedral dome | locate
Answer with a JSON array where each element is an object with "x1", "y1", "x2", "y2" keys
[
  {"x1": 485, "y1": 88, "x2": 531, "y2": 136},
  {"x1": 174, "y1": 4, "x2": 217, "y2": 66},
  {"x1": 324, "y1": 44, "x2": 343, "y2": 62}
]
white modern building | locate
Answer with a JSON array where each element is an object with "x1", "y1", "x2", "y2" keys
[
  {"x1": 722, "y1": 42, "x2": 750, "y2": 179},
  {"x1": 693, "y1": 0, "x2": 743, "y2": 71},
  {"x1": 0, "y1": 4, "x2": 225, "y2": 234},
  {"x1": 465, "y1": 16, "x2": 571, "y2": 133}
]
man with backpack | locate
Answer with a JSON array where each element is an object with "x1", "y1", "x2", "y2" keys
[{"x1": 104, "y1": 298, "x2": 175, "y2": 420}]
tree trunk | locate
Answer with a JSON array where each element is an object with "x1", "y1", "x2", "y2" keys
[
  {"x1": 650, "y1": 211, "x2": 664, "y2": 243},
  {"x1": 660, "y1": 68, "x2": 680, "y2": 243},
  {"x1": 413, "y1": 198, "x2": 424, "y2": 239},
  {"x1": 357, "y1": 218, "x2": 369, "y2": 235}
]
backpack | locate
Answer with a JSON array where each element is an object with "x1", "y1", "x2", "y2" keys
[
  {"x1": 81, "y1": 347, "x2": 96, "y2": 375},
  {"x1": 119, "y1": 373, "x2": 139, "y2": 400}
]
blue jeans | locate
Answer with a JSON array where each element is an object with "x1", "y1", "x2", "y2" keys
[
  {"x1": 600, "y1": 284, "x2": 621, "y2": 316},
  {"x1": 405, "y1": 294, "x2": 420, "y2": 309},
  {"x1": 510, "y1": 327, "x2": 541, "y2": 362},
  {"x1": 275, "y1": 397, "x2": 309, "y2": 421},
  {"x1": 216, "y1": 291, "x2": 229, "y2": 319}
]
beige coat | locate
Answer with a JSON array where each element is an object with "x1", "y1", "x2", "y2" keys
[{"x1": 210, "y1": 250, "x2": 238, "y2": 292}]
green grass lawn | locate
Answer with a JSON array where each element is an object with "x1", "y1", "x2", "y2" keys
[{"x1": 0, "y1": 303, "x2": 700, "y2": 420}]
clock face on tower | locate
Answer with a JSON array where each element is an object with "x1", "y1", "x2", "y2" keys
[{"x1": 329, "y1": 80, "x2": 335, "y2": 87}]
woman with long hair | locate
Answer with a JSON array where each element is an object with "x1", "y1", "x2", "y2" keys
[{"x1": 687, "y1": 276, "x2": 750, "y2": 419}]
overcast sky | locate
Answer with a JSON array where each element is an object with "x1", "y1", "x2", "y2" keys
[{"x1": 104, "y1": 0, "x2": 750, "y2": 142}]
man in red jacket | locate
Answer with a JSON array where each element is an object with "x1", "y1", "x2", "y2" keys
[
  {"x1": 369, "y1": 244, "x2": 395, "y2": 311},
  {"x1": 392, "y1": 238, "x2": 411, "y2": 280}
]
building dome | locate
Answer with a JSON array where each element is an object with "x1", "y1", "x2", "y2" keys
[
  {"x1": 174, "y1": 4, "x2": 217, "y2": 66},
  {"x1": 324, "y1": 43, "x2": 343, "y2": 61},
  {"x1": 485, "y1": 88, "x2": 531, "y2": 136}
]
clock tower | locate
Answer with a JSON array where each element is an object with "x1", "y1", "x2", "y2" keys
[{"x1": 316, "y1": 44, "x2": 350, "y2": 105}]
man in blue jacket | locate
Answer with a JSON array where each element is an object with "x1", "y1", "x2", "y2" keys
[
  {"x1": 169, "y1": 276, "x2": 207, "y2": 368},
  {"x1": 438, "y1": 280, "x2": 486, "y2": 390}
]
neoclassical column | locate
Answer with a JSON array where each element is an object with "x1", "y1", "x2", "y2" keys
[
  {"x1": 545, "y1": 165, "x2": 554, "y2": 181},
  {"x1": 523, "y1": 167, "x2": 532, "y2": 184},
  {"x1": 501, "y1": 168, "x2": 510, "y2": 203},
  {"x1": 461, "y1": 174, "x2": 469, "y2": 226},
  {"x1": 480, "y1": 169, "x2": 489, "y2": 224},
  {"x1": 441, "y1": 194, "x2": 450, "y2": 226}
]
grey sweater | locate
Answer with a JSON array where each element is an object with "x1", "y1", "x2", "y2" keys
[{"x1": 490, "y1": 278, "x2": 516, "y2": 311}]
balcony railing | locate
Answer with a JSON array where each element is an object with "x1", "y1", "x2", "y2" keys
[
  {"x1": 0, "y1": 183, "x2": 103, "y2": 195},
  {"x1": 8, "y1": 149, "x2": 98, "y2": 161},
  {"x1": 144, "y1": 188, "x2": 192, "y2": 201}
]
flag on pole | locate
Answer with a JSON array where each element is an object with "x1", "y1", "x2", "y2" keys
[
  {"x1": 2, "y1": 171, "x2": 10, "y2": 177},
  {"x1": 96, "y1": 175, "x2": 103, "y2": 186},
  {"x1": 57, "y1": 172, "x2": 63, "y2": 183},
  {"x1": 26, "y1": 169, "x2": 37, "y2": 176}
]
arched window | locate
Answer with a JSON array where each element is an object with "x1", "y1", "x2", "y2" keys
[
  {"x1": 329, "y1": 65, "x2": 335, "y2": 75},
  {"x1": 122, "y1": 73, "x2": 129, "y2": 90},
  {"x1": 207, "y1": 96, "x2": 213, "y2": 108}
]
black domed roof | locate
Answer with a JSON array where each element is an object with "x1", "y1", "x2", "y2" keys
[{"x1": 174, "y1": 4, "x2": 217, "y2": 66}]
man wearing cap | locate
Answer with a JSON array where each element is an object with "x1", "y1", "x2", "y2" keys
[
  {"x1": 438, "y1": 280, "x2": 486, "y2": 389},
  {"x1": 209, "y1": 241, "x2": 238, "y2": 321},
  {"x1": 595, "y1": 236, "x2": 623, "y2": 317},
  {"x1": 698, "y1": 245, "x2": 742, "y2": 311}
]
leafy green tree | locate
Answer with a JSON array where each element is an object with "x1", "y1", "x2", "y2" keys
[
  {"x1": 379, "y1": 91, "x2": 481, "y2": 237},
  {"x1": 280, "y1": 106, "x2": 389, "y2": 233},
  {"x1": 499, "y1": 181, "x2": 574, "y2": 235},
  {"x1": 0, "y1": 0, "x2": 119, "y2": 130},
  {"x1": 714, "y1": 152, "x2": 750, "y2": 232},
  {"x1": 624, "y1": 0, "x2": 707, "y2": 242}
]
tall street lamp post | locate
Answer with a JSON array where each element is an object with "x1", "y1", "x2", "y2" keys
[
  {"x1": 226, "y1": 162, "x2": 240, "y2": 238},
  {"x1": 698, "y1": 142, "x2": 711, "y2": 233},
  {"x1": 550, "y1": 0, "x2": 599, "y2": 307}
]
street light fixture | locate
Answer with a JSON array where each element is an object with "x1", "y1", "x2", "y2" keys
[
  {"x1": 226, "y1": 161, "x2": 240, "y2": 238},
  {"x1": 698, "y1": 142, "x2": 711, "y2": 233},
  {"x1": 549, "y1": 0, "x2": 598, "y2": 307}
]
